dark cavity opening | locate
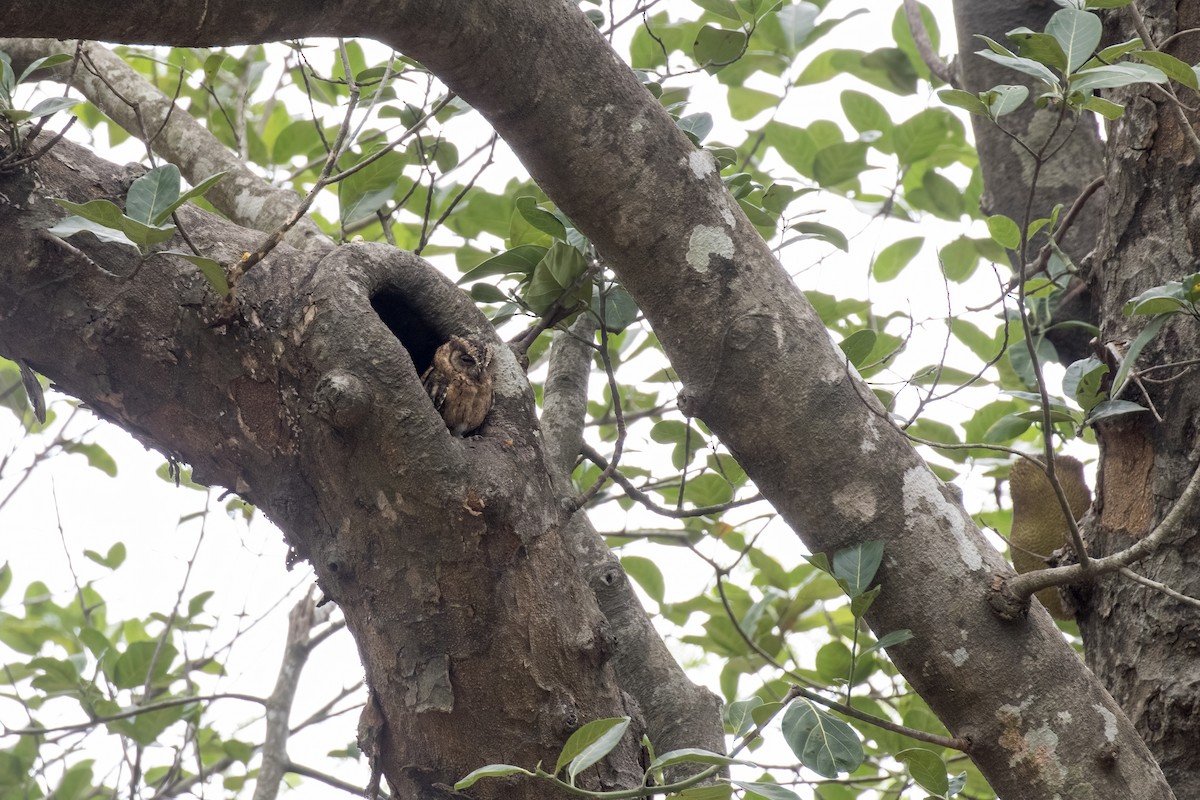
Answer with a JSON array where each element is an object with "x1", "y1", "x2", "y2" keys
[{"x1": 369, "y1": 290, "x2": 442, "y2": 376}]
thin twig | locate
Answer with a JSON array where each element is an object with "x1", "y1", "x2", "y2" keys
[{"x1": 581, "y1": 442, "x2": 763, "y2": 518}]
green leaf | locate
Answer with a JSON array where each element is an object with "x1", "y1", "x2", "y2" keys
[
  {"x1": 678, "y1": 112, "x2": 715, "y2": 142},
  {"x1": 694, "y1": 26, "x2": 747, "y2": 73},
  {"x1": 51, "y1": 199, "x2": 177, "y2": 251},
  {"x1": 1112, "y1": 313, "x2": 1168, "y2": 397},
  {"x1": 774, "y1": 3, "x2": 820, "y2": 53},
  {"x1": 470, "y1": 283, "x2": 509, "y2": 304},
  {"x1": 595, "y1": 286, "x2": 639, "y2": 332},
  {"x1": 555, "y1": 716, "x2": 631, "y2": 781},
  {"x1": 431, "y1": 140, "x2": 459, "y2": 172},
  {"x1": 621, "y1": 556, "x2": 665, "y2": 604},
  {"x1": 675, "y1": 786, "x2": 734, "y2": 800},
  {"x1": 1082, "y1": 95, "x2": 1124, "y2": 119},
  {"x1": 812, "y1": 141, "x2": 869, "y2": 187},
  {"x1": 153, "y1": 171, "x2": 228, "y2": 225},
  {"x1": 1046, "y1": 8, "x2": 1103, "y2": 73},
  {"x1": 983, "y1": 413, "x2": 1032, "y2": 443},
  {"x1": 112, "y1": 701, "x2": 190, "y2": 745},
  {"x1": 187, "y1": 590, "x2": 215, "y2": 617},
  {"x1": 649, "y1": 748, "x2": 747, "y2": 770},
  {"x1": 896, "y1": 748, "x2": 950, "y2": 795},
  {"x1": 859, "y1": 628, "x2": 913, "y2": 658},
  {"x1": 1085, "y1": 399, "x2": 1148, "y2": 424},
  {"x1": 938, "y1": 236, "x2": 979, "y2": 282},
  {"x1": 921, "y1": 171, "x2": 963, "y2": 220},
  {"x1": 1063, "y1": 356, "x2": 1108, "y2": 412},
  {"x1": 526, "y1": 241, "x2": 591, "y2": 315},
  {"x1": 804, "y1": 552, "x2": 831, "y2": 574},
  {"x1": 766, "y1": 121, "x2": 816, "y2": 177},
  {"x1": 0, "y1": 563, "x2": 11, "y2": 600},
  {"x1": 17, "y1": 52, "x2": 74, "y2": 85},
  {"x1": 82, "y1": 542, "x2": 126, "y2": 569},
  {"x1": 63, "y1": 442, "x2": 118, "y2": 477},
  {"x1": 1123, "y1": 281, "x2": 1189, "y2": 316},
  {"x1": 454, "y1": 764, "x2": 533, "y2": 790},
  {"x1": 871, "y1": 237, "x2": 923, "y2": 282},
  {"x1": 893, "y1": 109, "x2": 949, "y2": 164},
  {"x1": 46, "y1": 215, "x2": 134, "y2": 248},
  {"x1": 111, "y1": 641, "x2": 178, "y2": 690},
  {"x1": 338, "y1": 149, "x2": 407, "y2": 225},
  {"x1": 780, "y1": 700, "x2": 864, "y2": 778},
  {"x1": 126, "y1": 165, "x2": 182, "y2": 225},
  {"x1": 1070, "y1": 62, "x2": 1167, "y2": 92},
  {"x1": 725, "y1": 696, "x2": 764, "y2": 737},
  {"x1": 790, "y1": 221, "x2": 848, "y2": 252},
  {"x1": 693, "y1": 0, "x2": 742, "y2": 22},
  {"x1": 981, "y1": 84, "x2": 1029, "y2": 118},
  {"x1": 684, "y1": 472, "x2": 734, "y2": 507},
  {"x1": 841, "y1": 89, "x2": 892, "y2": 135},
  {"x1": 796, "y1": 47, "x2": 918, "y2": 94},
  {"x1": 974, "y1": 38, "x2": 1060, "y2": 86},
  {"x1": 986, "y1": 214, "x2": 1020, "y2": 249},
  {"x1": 50, "y1": 759, "x2": 94, "y2": 800},
  {"x1": 938, "y1": 88, "x2": 990, "y2": 117},
  {"x1": 163, "y1": 251, "x2": 230, "y2": 297},
  {"x1": 29, "y1": 656, "x2": 81, "y2": 693},
  {"x1": 839, "y1": 329, "x2": 876, "y2": 367},
  {"x1": 831, "y1": 540, "x2": 883, "y2": 597},
  {"x1": 458, "y1": 245, "x2": 547, "y2": 283},
  {"x1": 1005, "y1": 31, "x2": 1067, "y2": 73},
  {"x1": 815, "y1": 641, "x2": 852, "y2": 682},
  {"x1": 24, "y1": 95, "x2": 79, "y2": 120},
  {"x1": 729, "y1": 86, "x2": 780, "y2": 120},
  {"x1": 849, "y1": 584, "x2": 880, "y2": 618},
  {"x1": 732, "y1": 780, "x2": 802, "y2": 800},
  {"x1": 516, "y1": 196, "x2": 567, "y2": 241},
  {"x1": 1131, "y1": 50, "x2": 1199, "y2": 89}
]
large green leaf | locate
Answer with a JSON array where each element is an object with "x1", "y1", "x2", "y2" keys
[{"x1": 780, "y1": 700, "x2": 864, "y2": 778}]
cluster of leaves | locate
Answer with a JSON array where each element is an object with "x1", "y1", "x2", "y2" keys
[
  {"x1": 0, "y1": 50, "x2": 77, "y2": 150},
  {"x1": 48, "y1": 163, "x2": 228, "y2": 292},
  {"x1": 0, "y1": 556, "x2": 259, "y2": 797}
]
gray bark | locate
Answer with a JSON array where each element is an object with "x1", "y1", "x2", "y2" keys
[
  {"x1": 1077, "y1": 3, "x2": 1200, "y2": 793},
  {"x1": 953, "y1": 0, "x2": 1106, "y2": 365}
]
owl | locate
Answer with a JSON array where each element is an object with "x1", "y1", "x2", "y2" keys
[{"x1": 421, "y1": 336, "x2": 495, "y2": 436}]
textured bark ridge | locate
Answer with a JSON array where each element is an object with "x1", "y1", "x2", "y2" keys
[{"x1": 1077, "y1": 4, "x2": 1200, "y2": 793}]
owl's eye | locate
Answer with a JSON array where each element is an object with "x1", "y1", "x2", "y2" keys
[{"x1": 460, "y1": 354, "x2": 476, "y2": 366}]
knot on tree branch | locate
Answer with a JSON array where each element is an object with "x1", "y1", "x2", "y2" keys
[
  {"x1": 986, "y1": 573, "x2": 1030, "y2": 622},
  {"x1": 312, "y1": 369, "x2": 371, "y2": 430}
]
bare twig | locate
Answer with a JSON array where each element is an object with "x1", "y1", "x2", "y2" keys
[{"x1": 580, "y1": 442, "x2": 762, "y2": 518}]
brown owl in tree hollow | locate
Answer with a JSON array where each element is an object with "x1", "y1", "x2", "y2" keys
[{"x1": 421, "y1": 336, "x2": 495, "y2": 436}]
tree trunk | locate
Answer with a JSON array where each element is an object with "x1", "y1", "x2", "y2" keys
[
  {"x1": 0, "y1": 1, "x2": 1180, "y2": 797},
  {"x1": 953, "y1": 0, "x2": 1105, "y2": 366},
  {"x1": 1078, "y1": 3, "x2": 1200, "y2": 794}
]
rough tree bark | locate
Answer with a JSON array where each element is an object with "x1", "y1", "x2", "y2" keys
[
  {"x1": 952, "y1": 0, "x2": 1106, "y2": 367},
  {"x1": 955, "y1": 0, "x2": 1200, "y2": 793},
  {"x1": 1076, "y1": 3, "x2": 1200, "y2": 794},
  {"x1": 0, "y1": 1, "x2": 1183, "y2": 798}
]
